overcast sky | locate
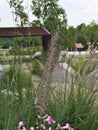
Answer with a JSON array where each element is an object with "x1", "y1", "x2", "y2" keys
[{"x1": 0, "y1": 0, "x2": 98, "y2": 27}]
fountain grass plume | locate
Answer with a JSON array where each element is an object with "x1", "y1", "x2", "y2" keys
[{"x1": 35, "y1": 29, "x2": 60, "y2": 114}]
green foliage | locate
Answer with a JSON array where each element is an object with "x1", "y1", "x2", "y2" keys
[
  {"x1": 0, "y1": 64, "x2": 36, "y2": 129},
  {"x1": 32, "y1": 60, "x2": 42, "y2": 76},
  {"x1": 8, "y1": 0, "x2": 29, "y2": 26},
  {"x1": 0, "y1": 54, "x2": 98, "y2": 130},
  {"x1": 31, "y1": 51, "x2": 47, "y2": 77},
  {"x1": 70, "y1": 56, "x2": 85, "y2": 72},
  {"x1": 80, "y1": 57, "x2": 98, "y2": 75},
  {"x1": 82, "y1": 20, "x2": 98, "y2": 46},
  {"x1": 31, "y1": 0, "x2": 67, "y2": 34},
  {"x1": 66, "y1": 26, "x2": 76, "y2": 49},
  {"x1": 0, "y1": 38, "x2": 14, "y2": 49},
  {"x1": 9, "y1": 36, "x2": 42, "y2": 55},
  {"x1": 76, "y1": 23, "x2": 88, "y2": 50},
  {"x1": 9, "y1": 46, "x2": 42, "y2": 55},
  {"x1": 66, "y1": 21, "x2": 98, "y2": 50},
  {"x1": 48, "y1": 77, "x2": 98, "y2": 130}
]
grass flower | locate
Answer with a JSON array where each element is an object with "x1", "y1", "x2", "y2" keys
[
  {"x1": 45, "y1": 116, "x2": 55, "y2": 124},
  {"x1": 42, "y1": 114, "x2": 49, "y2": 119}
]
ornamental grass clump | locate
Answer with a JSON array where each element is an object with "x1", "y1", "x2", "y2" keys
[
  {"x1": 0, "y1": 64, "x2": 35, "y2": 130},
  {"x1": 48, "y1": 75, "x2": 98, "y2": 130}
]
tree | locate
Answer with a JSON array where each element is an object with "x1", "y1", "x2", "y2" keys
[
  {"x1": 31, "y1": 0, "x2": 67, "y2": 51},
  {"x1": 66, "y1": 26, "x2": 76, "y2": 50},
  {"x1": 8, "y1": 0, "x2": 29, "y2": 26},
  {"x1": 82, "y1": 21, "x2": 98, "y2": 48},
  {"x1": 31, "y1": 0, "x2": 67, "y2": 34},
  {"x1": 75, "y1": 23, "x2": 87, "y2": 50}
]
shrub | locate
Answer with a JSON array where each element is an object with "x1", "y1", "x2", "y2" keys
[{"x1": 32, "y1": 60, "x2": 42, "y2": 77}]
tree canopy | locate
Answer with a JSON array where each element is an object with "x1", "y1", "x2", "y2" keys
[
  {"x1": 7, "y1": 1, "x2": 98, "y2": 50},
  {"x1": 82, "y1": 21, "x2": 98, "y2": 46},
  {"x1": 31, "y1": 0, "x2": 67, "y2": 34},
  {"x1": 8, "y1": 0, "x2": 29, "y2": 26}
]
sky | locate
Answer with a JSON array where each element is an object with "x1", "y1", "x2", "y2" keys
[{"x1": 0, "y1": 0, "x2": 98, "y2": 27}]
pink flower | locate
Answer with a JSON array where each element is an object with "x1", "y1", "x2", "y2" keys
[
  {"x1": 18, "y1": 121, "x2": 26, "y2": 130},
  {"x1": 22, "y1": 126, "x2": 26, "y2": 130},
  {"x1": 45, "y1": 116, "x2": 55, "y2": 125},
  {"x1": 18, "y1": 121, "x2": 24, "y2": 127},
  {"x1": 48, "y1": 127, "x2": 52, "y2": 130},
  {"x1": 57, "y1": 123, "x2": 74, "y2": 130},
  {"x1": 30, "y1": 127, "x2": 35, "y2": 130},
  {"x1": 64, "y1": 123, "x2": 74, "y2": 130}
]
